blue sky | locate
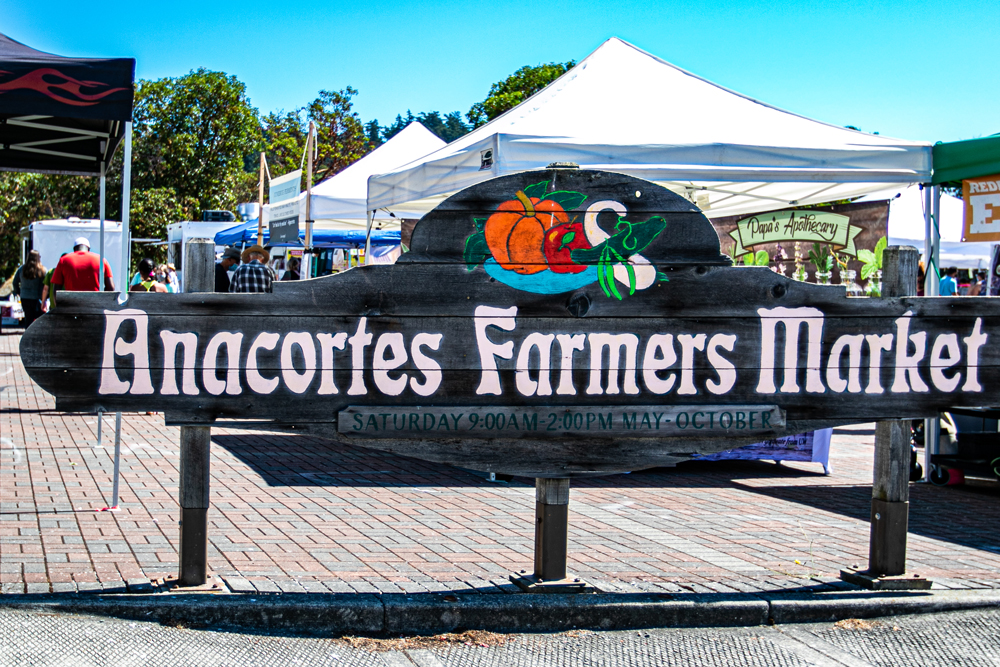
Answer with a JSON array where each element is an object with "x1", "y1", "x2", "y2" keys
[{"x1": 3, "y1": 0, "x2": 997, "y2": 142}]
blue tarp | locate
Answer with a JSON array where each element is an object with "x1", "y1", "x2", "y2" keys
[{"x1": 214, "y1": 220, "x2": 400, "y2": 248}]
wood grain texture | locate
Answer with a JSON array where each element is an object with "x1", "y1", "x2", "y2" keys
[{"x1": 18, "y1": 169, "x2": 1000, "y2": 476}]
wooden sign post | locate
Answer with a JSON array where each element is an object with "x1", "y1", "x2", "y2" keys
[
  {"x1": 177, "y1": 238, "x2": 214, "y2": 586},
  {"x1": 20, "y1": 168, "x2": 1000, "y2": 591}
]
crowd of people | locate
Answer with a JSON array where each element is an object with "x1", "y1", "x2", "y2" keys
[
  {"x1": 7, "y1": 239, "x2": 292, "y2": 330},
  {"x1": 938, "y1": 266, "x2": 990, "y2": 296}
]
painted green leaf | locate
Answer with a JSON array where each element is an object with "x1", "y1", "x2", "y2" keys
[
  {"x1": 857, "y1": 249, "x2": 877, "y2": 266},
  {"x1": 473, "y1": 217, "x2": 487, "y2": 232},
  {"x1": 523, "y1": 181, "x2": 550, "y2": 199},
  {"x1": 542, "y1": 190, "x2": 587, "y2": 211},
  {"x1": 571, "y1": 215, "x2": 667, "y2": 265},
  {"x1": 861, "y1": 262, "x2": 877, "y2": 280},
  {"x1": 463, "y1": 232, "x2": 490, "y2": 271},
  {"x1": 558, "y1": 231, "x2": 576, "y2": 249},
  {"x1": 754, "y1": 250, "x2": 770, "y2": 266}
]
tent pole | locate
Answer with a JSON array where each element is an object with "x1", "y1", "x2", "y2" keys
[
  {"x1": 110, "y1": 411, "x2": 122, "y2": 509},
  {"x1": 364, "y1": 210, "x2": 374, "y2": 266},
  {"x1": 98, "y1": 160, "x2": 106, "y2": 291},
  {"x1": 922, "y1": 184, "x2": 941, "y2": 483},
  {"x1": 923, "y1": 185, "x2": 938, "y2": 297},
  {"x1": 257, "y1": 152, "x2": 265, "y2": 245},
  {"x1": 304, "y1": 121, "x2": 315, "y2": 279},
  {"x1": 107, "y1": 122, "x2": 133, "y2": 511},
  {"x1": 121, "y1": 122, "x2": 133, "y2": 298}
]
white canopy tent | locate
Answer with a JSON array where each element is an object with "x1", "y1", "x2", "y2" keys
[
  {"x1": 861, "y1": 185, "x2": 991, "y2": 269},
  {"x1": 265, "y1": 122, "x2": 445, "y2": 232},
  {"x1": 368, "y1": 37, "x2": 932, "y2": 220}
]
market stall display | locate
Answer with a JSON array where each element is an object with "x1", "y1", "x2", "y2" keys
[{"x1": 0, "y1": 31, "x2": 135, "y2": 323}]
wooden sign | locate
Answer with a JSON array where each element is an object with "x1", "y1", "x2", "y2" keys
[{"x1": 19, "y1": 169, "x2": 1000, "y2": 476}]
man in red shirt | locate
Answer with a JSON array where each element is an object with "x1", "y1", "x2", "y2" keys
[{"x1": 50, "y1": 237, "x2": 116, "y2": 297}]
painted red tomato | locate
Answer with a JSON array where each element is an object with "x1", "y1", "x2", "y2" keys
[{"x1": 543, "y1": 222, "x2": 592, "y2": 273}]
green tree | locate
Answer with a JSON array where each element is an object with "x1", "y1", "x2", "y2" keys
[
  {"x1": 262, "y1": 88, "x2": 373, "y2": 187},
  {"x1": 368, "y1": 110, "x2": 469, "y2": 146},
  {"x1": 307, "y1": 88, "x2": 372, "y2": 183},
  {"x1": 466, "y1": 61, "x2": 575, "y2": 128},
  {"x1": 130, "y1": 68, "x2": 262, "y2": 212}
]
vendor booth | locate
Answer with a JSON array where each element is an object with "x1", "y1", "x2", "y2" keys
[
  {"x1": 300, "y1": 121, "x2": 445, "y2": 230},
  {"x1": 212, "y1": 221, "x2": 401, "y2": 278},
  {"x1": 368, "y1": 37, "x2": 931, "y2": 221},
  {"x1": 922, "y1": 135, "x2": 1000, "y2": 484},
  {"x1": 0, "y1": 31, "x2": 135, "y2": 324},
  {"x1": 256, "y1": 122, "x2": 443, "y2": 270}
]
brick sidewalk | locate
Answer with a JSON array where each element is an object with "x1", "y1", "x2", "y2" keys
[{"x1": 2, "y1": 331, "x2": 999, "y2": 595}]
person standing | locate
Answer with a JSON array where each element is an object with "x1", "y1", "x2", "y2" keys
[
  {"x1": 229, "y1": 245, "x2": 275, "y2": 293},
  {"x1": 12, "y1": 250, "x2": 46, "y2": 327},
  {"x1": 939, "y1": 267, "x2": 959, "y2": 296},
  {"x1": 49, "y1": 237, "x2": 115, "y2": 300},
  {"x1": 41, "y1": 252, "x2": 68, "y2": 311},
  {"x1": 280, "y1": 256, "x2": 301, "y2": 281},
  {"x1": 130, "y1": 258, "x2": 169, "y2": 293},
  {"x1": 215, "y1": 247, "x2": 240, "y2": 293}
]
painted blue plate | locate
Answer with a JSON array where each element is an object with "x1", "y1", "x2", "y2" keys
[{"x1": 484, "y1": 258, "x2": 598, "y2": 294}]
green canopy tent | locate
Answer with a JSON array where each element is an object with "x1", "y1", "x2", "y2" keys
[
  {"x1": 920, "y1": 135, "x2": 1000, "y2": 298},
  {"x1": 917, "y1": 134, "x2": 1000, "y2": 483},
  {"x1": 933, "y1": 134, "x2": 1000, "y2": 186}
]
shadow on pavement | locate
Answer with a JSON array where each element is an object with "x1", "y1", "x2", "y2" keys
[
  {"x1": 210, "y1": 434, "x2": 828, "y2": 490},
  {"x1": 735, "y1": 479, "x2": 1000, "y2": 553}
]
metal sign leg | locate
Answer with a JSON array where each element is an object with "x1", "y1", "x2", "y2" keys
[
  {"x1": 511, "y1": 478, "x2": 588, "y2": 593},
  {"x1": 110, "y1": 412, "x2": 122, "y2": 509}
]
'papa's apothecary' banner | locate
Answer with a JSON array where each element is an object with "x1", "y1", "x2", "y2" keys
[
  {"x1": 963, "y1": 175, "x2": 1000, "y2": 242},
  {"x1": 728, "y1": 210, "x2": 863, "y2": 257}
]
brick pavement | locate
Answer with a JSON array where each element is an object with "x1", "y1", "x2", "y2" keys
[{"x1": 2, "y1": 330, "x2": 999, "y2": 595}]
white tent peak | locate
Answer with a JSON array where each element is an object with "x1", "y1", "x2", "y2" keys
[
  {"x1": 274, "y1": 121, "x2": 446, "y2": 229},
  {"x1": 369, "y1": 37, "x2": 931, "y2": 218},
  {"x1": 486, "y1": 37, "x2": 913, "y2": 147},
  {"x1": 314, "y1": 122, "x2": 444, "y2": 201}
]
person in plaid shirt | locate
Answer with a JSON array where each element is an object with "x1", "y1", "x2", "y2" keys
[{"x1": 230, "y1": 245, "x2": 276, "y2": 293}]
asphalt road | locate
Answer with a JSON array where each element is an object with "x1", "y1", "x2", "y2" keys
[{"x1": 1, "y1": 606, "x2": 997, "y2": 666}]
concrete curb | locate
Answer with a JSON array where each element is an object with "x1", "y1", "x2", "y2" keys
[
  {"x1": 766, "y1": 589, "x2": 1000, "y2": 624},
  {"x1": 0, "y1": 589, "x2": 997, "y2": 635}
]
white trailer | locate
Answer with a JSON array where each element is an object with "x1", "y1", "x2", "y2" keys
[
  {"x1": 21, "y1": 219, "x2": 124, "y2": 289},
  {"x1": 166, "y1": 221, "x2": 239, "y2": 292}
]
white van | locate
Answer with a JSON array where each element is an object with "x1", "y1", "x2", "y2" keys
[{"x1": 21, "y1": 218, "x2": 124, "y2": 288}]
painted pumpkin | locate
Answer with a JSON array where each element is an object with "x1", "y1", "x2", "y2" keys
[
  {"x1": 543, "y1": 222, "x2": 592, "y2": 273},
  {"x1": 484, "y1": 191, "x2": 569, "y2": 274}
]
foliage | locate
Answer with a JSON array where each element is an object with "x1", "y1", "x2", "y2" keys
[
  {"x1": 467, "y1": 61, "x2": 575, "y2": 128},
  {"x1": 741, "y1": 249, "x2": 770, "y2": 267},
  {"x1": 131, "y1": 68, "x2": 262, "y2": 212},
  {"x1": 305, "y1": 88, "x2": 372, "y2": 183},
  {"x1": 858, "y1": 236, "x2": 888, "y2": 280},
  {"x1": 369, "y1": 110, "x2": 470, "y2": 146},
  {"x1": 0, "y1": 172, "x2": 103, "y2": 280},
  {"x1": 0, "y1": 69, "x2": 263, "y2": 281},
  {"x1": 263, "y1": 88, "x2": 373, "y2": 187},
  {"x1": 807, "y1": 243, "x2": 834, "y2": 273}
]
